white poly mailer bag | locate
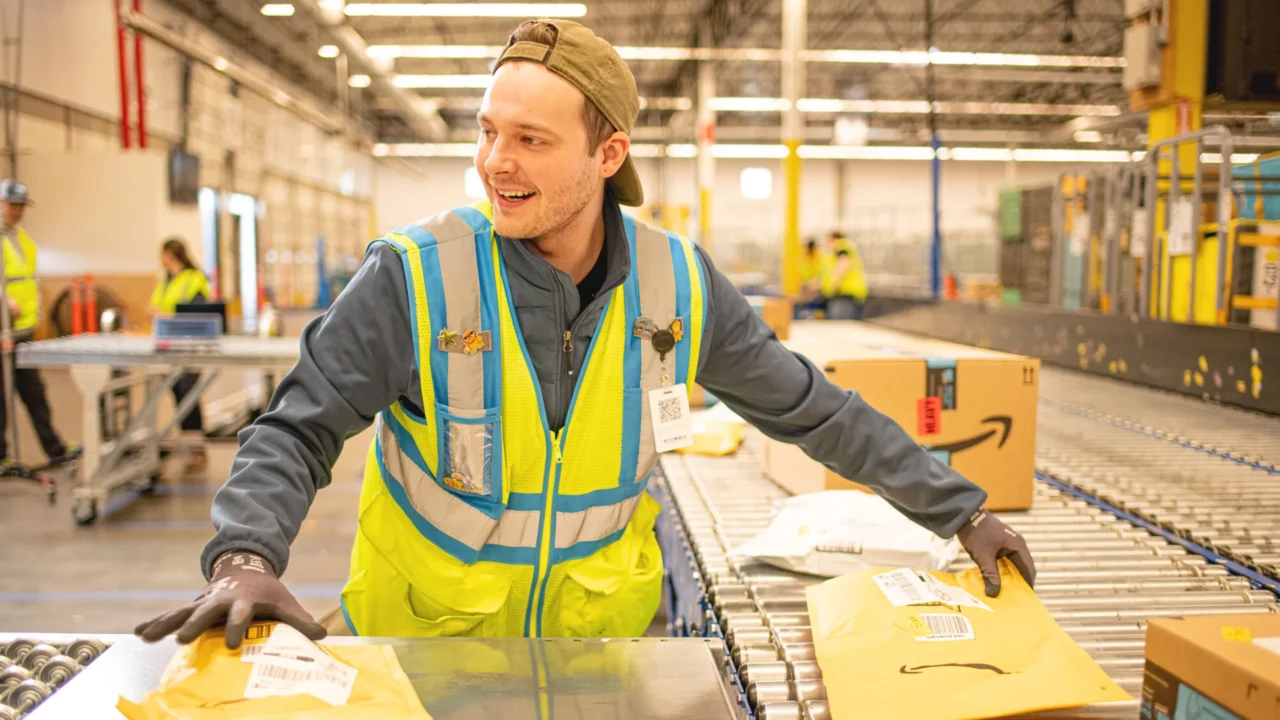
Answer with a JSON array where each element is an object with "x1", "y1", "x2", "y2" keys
[{"x1": 730, "y1": 491, "x2": 961, "y2": 577}]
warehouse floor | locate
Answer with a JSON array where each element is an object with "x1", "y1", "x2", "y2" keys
[{"x1": 0, "y1": 428, "x2": 373, "y2": 634}]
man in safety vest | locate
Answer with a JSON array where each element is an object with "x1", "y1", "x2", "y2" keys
[
  {"x1": 820, "y1": 231, "x2": 868, "y2": 320},
  {"x1": 135, "y1": 20, "x2": 1036, "y2": 650},
  {"x1": 0, "y1": 180, "x2": 77, "y2": 469}
]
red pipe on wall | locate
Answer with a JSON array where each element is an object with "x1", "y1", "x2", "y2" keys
[
  {"x1": 115, "y1": 0, "x2": 131, "y2": 148},
  {"x1": 132, "y1": 0, "x2": 147, "y2": 148}
]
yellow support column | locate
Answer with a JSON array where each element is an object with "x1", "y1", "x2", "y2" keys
[
  {"x1": 780, "y1": 0, "x2": 805, "y2": 296},
  {"x1": 1132, "y1": 0, "x2": 1207, "y2": 322}
]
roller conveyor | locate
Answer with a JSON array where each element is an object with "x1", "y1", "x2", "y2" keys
[{"x1": 655, "y1": 453, "x2": 1277, "y2": 720}]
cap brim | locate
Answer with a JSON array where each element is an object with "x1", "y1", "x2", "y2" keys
[{"x1": 609, "y1": 153, "x2": 644, "y2": 207}]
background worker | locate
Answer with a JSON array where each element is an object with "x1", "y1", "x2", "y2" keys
[
  {"x1": 0, "y1": 180, "x2": 78, "y2": 470},
  {"x1": 134, "y1": 19, "x2": 1035, "y2": 650},
  {"x1": 150, "y1": 237, "x2": 212, "y2": 469},
  {"x1": 823, "y1": 241, "x2": 868, "y2": 320}
]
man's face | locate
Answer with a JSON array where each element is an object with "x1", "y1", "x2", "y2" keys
[
  {"x1": 2, "y1": 201, "x2": 24, "y2": 227},
  {"x1": 475, "y1": 61, "x2": 605, "y2": 240}
]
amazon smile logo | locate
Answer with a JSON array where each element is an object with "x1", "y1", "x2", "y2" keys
[
  {"x1": 899, "y1": 662, "x2": 1016, "y2": 676},
  {"x1": 923, "y1": 415, "x2": 1012, "y2": 456}
]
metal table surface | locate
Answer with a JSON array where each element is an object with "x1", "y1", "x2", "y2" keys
[
  {"x1": 16, "y1": 333, "x2": 300, "y2": 370},
  {"x1": 26, "y1": 635, "x2": 741, "y2": 720}
]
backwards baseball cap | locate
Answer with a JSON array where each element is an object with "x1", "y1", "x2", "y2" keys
[
  {"x1": 0, "y1": 180, "x2": 30, "y2": 205},
  {"x1": 494, "y1": 20, "x2": 644, "y2": 207}
]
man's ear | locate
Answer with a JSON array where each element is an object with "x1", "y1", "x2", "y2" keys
[{"x1": 599, "y1": 130, "x2": 630, "y2": 179}]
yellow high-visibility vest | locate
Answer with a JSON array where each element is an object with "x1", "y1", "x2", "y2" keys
[
  {"x1": 150, "y1": 268, "x2": 211, "y2": 314},
  {"x1": 340, "y1": 200, "x2": 706, "y2": 638},
  {"x1": 2, "y1": 228, "x2": 39, "y2": 332},
  {"x1": 820, "y1": 240, "x2": 868, "y2": 301}
]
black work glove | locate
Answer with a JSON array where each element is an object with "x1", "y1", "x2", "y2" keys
[
  {"x1": 955, "y1": 508, "x2": 1037, "y2": 598},
  {"x1": 134, "y1": 551, "x2": 326, "y2": 649}
]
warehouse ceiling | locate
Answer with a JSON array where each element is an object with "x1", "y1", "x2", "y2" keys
[{"x1": 155, "y1": 0, "x2": 1276, "y2": 150}]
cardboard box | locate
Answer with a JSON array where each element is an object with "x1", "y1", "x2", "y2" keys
[
  {"x1": 745, "y1": 295, "x2": 793, "y2": 341},
  {"x1": 1142, "y1": 615, "x2": 1280, "y2": 720},
  {"x1": 760, "y1": 321, "x2": 1039, "y2": 511}
]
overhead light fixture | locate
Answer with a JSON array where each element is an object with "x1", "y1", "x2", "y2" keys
[
  {"x1": 348, "y1": 74, "x2": 372, "y2": 88},
  {"x1": 1073, "y1": 130, "x2": 1103, "y2": 143},
  {"x1": 260, "y1": 3, "x2": 295, "y2": 16},
  {"x1": 1012, "y1": 148, "x2": 1132, "y2": 163},
  {"x1": 318, "y1": 45, "x2": 340, "y2": 59},
  {"x1": 393, "y1": 74, "x2": 491, "y2": 88},
  {"x1": 368, "y1": 45, "x2": 503, "y2": 59},
  {"x1": 708, "y1": 97, "x2": 792, "y2": 112},
  {"x1": 213, "y1": 57, "x2": 229, "y2": 72},
  {"x1": 362, "y1": 43, "x2": 1121, "y2": 68},
  {"x1": 1200, "y1": 152, "x2": 1261, "y2": 164},
  {"x1": 344, "y1": 3, "x2": 586, "y2": 17},
  {"x1": 318, "y1": 0, "x2": 345, "y2": 10},
  {"x1": 274, "y1": 90, "x2": 292, "y2": 105},
  {"x1": 799, "y1": 145, "x2": 936, "y2": 160}
]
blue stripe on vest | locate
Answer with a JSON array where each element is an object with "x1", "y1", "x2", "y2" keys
[
  {"x1": 375, "y1": 438, "x2": 537, "y2": 566},
  {"x1": 666, "y1": 232, "x2": 693, "y2": 387},
  {"x1": 551, "y1": 525, "x2": 628, "y2": 564},
  {"x1": 397, "y1": 224, "x2": 450, "y2": 412},
  {"x1": 506, "y1": 471, "x2": 651, "y2": 513},
  {"x1": 382, "y1": 409, "x2": 504, "y2": 521},
  {"x1": 618, "y1": 214, "x2": 643, "y2": 486},
  {"x1": 689, "y1": 241, "x2": 709, "y2": 349}
]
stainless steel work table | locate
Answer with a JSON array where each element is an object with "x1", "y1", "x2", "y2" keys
[{"x1": 25, "y1": 635, "x2": 743, "y2": 720}]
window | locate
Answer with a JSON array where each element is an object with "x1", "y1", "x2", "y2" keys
[
  {"x1": 464, "y1": 166, "x2": 487, "y2": 199},
  {"x1": 740, "y1": 167, "x2": 772, "y2": 200}
]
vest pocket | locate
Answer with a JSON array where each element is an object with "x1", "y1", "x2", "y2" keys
[
  {"x1": 436, "y1": 405, "x2": 503, "y2": 505},
  {"x1": 556, "y1": 493, "x2": 665, "y2": 638},
  {"x1": 404, "y1": 571, "x2": 513, "y2": 637}
]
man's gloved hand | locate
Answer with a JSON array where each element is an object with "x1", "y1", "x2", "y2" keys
[
  {"x1": 134, "y1": 551, "x2": 326, "y2": 649},
  {"x1": 955, "y1": 508, "x2": 1037, "y2": 598}
]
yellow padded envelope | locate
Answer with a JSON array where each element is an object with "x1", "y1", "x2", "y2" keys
[
  {"x1": 118, "y1": 622, "x2": 432, "y2": 720},
  {"x1": 805, "y1": 560, "x2": 1130, "y2": 720}
]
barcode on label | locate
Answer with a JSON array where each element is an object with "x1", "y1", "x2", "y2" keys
[
  {"x1": 241, "y1": 644, "x2": 263, "y2": 659},
  {"x1": 916, "y1": 614, "x2": 975, "y2": 642},
  {"x1": 874, "y1": 568, "x2": 935, "y2": 607},
  {"x1": 255, "y1": 661, "x2": 349, "y2": 686},
  {"x1": 658, "y1": 396, "x2": 683, "y2": 423},
  {"x1": 889, "y1": 569, "x2": 928, "y2": 604}
]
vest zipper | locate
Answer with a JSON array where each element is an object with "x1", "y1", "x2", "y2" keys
[
  {"x1": 563, "y1": 331, "x2": 574, "y2": 376},
  {"x1": 528, "y1": 428, "x2": 563, "y2": 637}
]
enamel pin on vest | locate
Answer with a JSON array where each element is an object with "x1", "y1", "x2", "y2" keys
[{"x1": 437, "y1": 328, "x2": 492, "y2": 354}]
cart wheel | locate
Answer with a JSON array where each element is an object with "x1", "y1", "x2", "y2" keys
[
  {"x1": 140, "y1": 474, "x2": 161, "y2": 494},
  {"x1": 72, "y1": 499, "x2": 98, "y2": 526}
]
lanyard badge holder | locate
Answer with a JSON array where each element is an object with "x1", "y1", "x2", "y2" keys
[{"x1": 634, "y1": 316, "x2": 693, "y2": 453}]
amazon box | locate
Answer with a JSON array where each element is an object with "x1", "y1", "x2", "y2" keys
[
  {"x1": 760, "y1": 321, "x2": 1038, "y2": 511},
  {"x1": 1142, "y1": 615, "x2": 1280, "y2": 720}
]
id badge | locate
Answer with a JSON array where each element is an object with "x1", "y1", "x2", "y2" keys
[{"x1": 648, "y1": 384, "x2": 694, "y2": 453}]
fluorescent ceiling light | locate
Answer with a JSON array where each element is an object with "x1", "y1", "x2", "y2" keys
[
  {"x1": 375, "y1": 142, "x2": 1140, "y2": 163},
  {"x1": 348, "y1": 74, "x2": 372, "y2": 88},
  {"x1": 800, "y1": 145, "x2": 936, "y2": 160},
  {"x1": 318, "y1": 0, "x2": 345, "y2": 10},
  {"x1": 260, "y1": 3, "x2": 295, "y2": 16},
  {"x1": 318, "y1": 45, "x2": 340, "y2": 59},
  {"x1": 368, "y1": 45, "x2": 503, "y2": 59},
  {"x1": 394, "y1": 74, "x2": 490, "y2": 88},
  {"x1": 362, "y1": 43, "x2": 1121, "y2": 68},
  {"x1": 708, "y1": 97, "x2": 792, "y2": 112},
  {"x1": 1200, "y1": 152, "x2": 1261, "y2": 164},
  {"x1": 344, "y1": 3, "x2": 586, "y2": 17},
  {"x1": 1012, "y1": 148, "x2": 1132, "y2": 163},
  {"x1": 1073, "y1": 130, "x2": 1103, "y2": 143},
  {"x1": 213, "y1": 57, "x2": 229, "y2": 72}
]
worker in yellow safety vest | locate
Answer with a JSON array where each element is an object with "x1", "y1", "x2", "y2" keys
[
  {"x1": 820, "y1": 231, "x2": 868, "y2": 320},
  {"x1": 0, "y1": 180, "x2": 78, "y2": 469},
  {"x1": 134, "y1": 20, "x2": 1036, "y2": 650},
  {"x1": 150, "y1": 237, "x2": 213, "y2": 469}
]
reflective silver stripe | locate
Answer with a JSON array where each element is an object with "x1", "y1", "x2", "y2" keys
[
  {"x1": 632, "y1": 221, "x2": 678, "y2": 481},
  {"x1": 419, "y1": 212, "x2": 486, "y2": 414},
  {"x1": 378, "y1": 414, "x2": 540, "y2": 551},
  {"x1": 553, "y1": 492, "x2": 647, "y2": 549}
]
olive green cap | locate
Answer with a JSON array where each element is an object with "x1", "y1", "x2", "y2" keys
[{"x1": 494, "y1": 20, "x2": 644, "y2": 207}]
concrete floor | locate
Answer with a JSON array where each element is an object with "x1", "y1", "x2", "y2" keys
[
  {"x1": 0, "y1": 427, "x2": 372, "y2": 634},
  {"x1": 0, "y1": 424, "x2": 668, "y2": 636}
]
